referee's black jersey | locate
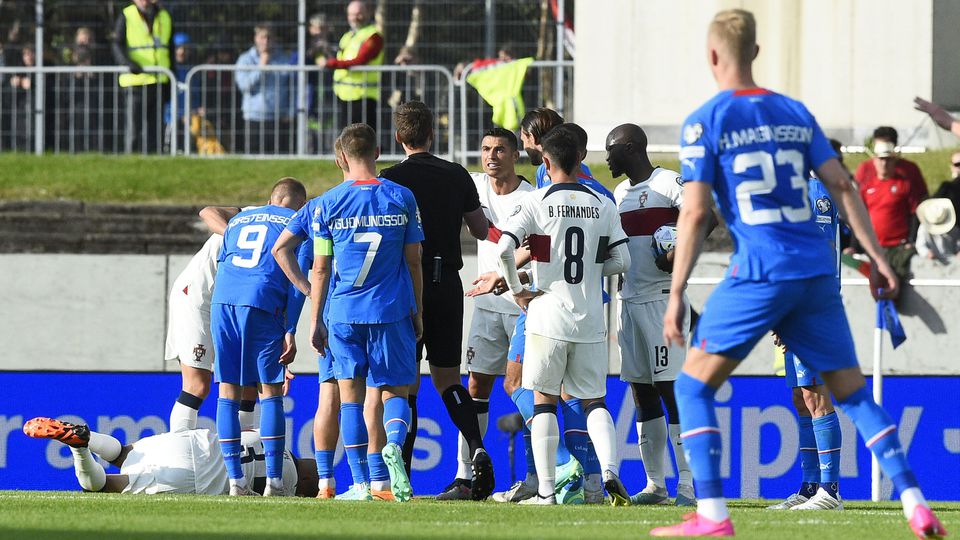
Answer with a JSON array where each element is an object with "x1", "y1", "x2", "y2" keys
[{"x1": 380, "y1": 152, "x2": 481, "y2": 270}]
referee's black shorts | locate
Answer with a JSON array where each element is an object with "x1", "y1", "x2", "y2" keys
[{"x1": 417, "y1": 267, "x2": 463, "y2": 368}]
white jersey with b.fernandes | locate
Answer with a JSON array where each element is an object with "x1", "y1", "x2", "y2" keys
[
  {"x1": 502, "y1": 182, "x2": 628, "y2": 343},
  {"x1": 472, "y1": 172, "x2": 534, "y2": 314}
]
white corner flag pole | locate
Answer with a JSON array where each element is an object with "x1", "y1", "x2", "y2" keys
[{"x1": 871, "y1": 324, "x2": 884, "y2": 502}]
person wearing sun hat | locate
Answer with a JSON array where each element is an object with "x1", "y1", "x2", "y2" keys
[{"x1": 915, "y1": 198, "x2": 960, "y2": 262}]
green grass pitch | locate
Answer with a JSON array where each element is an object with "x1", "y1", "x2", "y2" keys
[{"x1": 0, "y1": 491, "x2": 954, "y2": 539}]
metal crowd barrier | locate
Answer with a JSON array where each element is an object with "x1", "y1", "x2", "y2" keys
[
  {"x1": 457, "y1": 60, "x2": 574, "y2": 165},
  {"x1": 0, "y1": 66, "x2": 177, "y2": 156},
  {"x1": 182, "y1": 64, "x2": 456, "y2": 161}
]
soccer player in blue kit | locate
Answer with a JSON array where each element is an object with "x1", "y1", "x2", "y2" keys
[
  {"x1": 651, "y1": 9, "x2": 946, "y2": 538},
  {"x1": 212, "y1": 178, "x2": 311, "y2": 497},
  {"x1": 310, "y1": 123, "x2": 425, "y2": 503}
]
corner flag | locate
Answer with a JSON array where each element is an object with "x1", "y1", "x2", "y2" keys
[{"x1": 876, "y1": 298, "x2": 906, "y2": 349}]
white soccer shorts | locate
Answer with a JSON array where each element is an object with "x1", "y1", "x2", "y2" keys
[
  {"x1": 522, "y1": 333, "x2": 608, "y2": 399},
  {"x1": 465, "y1": 307, "x2": 519, "y2": 376},
  {"x1": 617, "y1": 297, "x2": 688, "y2": 384},
  {"x1": 164, "y1": 289, "x2": 215, "y2": 372},
  {"x1": 121, "y1": 429, "x2": 228, "y2": 495}
]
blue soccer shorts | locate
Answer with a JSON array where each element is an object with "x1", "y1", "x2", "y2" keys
[
  {"x1": 692, "y1": 275, "x2": 858, "y2": 374},
  {"x1": 507, "y1": 311, "x2": 526, "y2": 364},
  {"x1": 784, "y1": 351, "x2": 820, "y2": 388},
  {"x1": 212, "y1": 304, "x2": 285, "y2": 386},
  {"x1": 329, "y1": 318, "x2": 417, "y2": 388}
]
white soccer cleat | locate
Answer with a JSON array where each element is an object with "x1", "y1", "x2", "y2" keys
[
  {"x1": 791, "y1": 488, "x2": 843, "y2": 510},
  {"x1": 263, "y1": 482, "x2": 288, "y2": 497},
  {"x1": 229, "y1": 483, "x2": 258, "y2": 496},
  {"x1": 492, "y1": 480, "x2": 538, "y2": 503},
  {"x1": 518, "y1": 493, "x2": 557, "y2": 505},
  {"x1": 767, "y1": 492, "x2": 809, "y2": 509}
]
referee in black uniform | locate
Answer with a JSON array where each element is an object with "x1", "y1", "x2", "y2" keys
[{"x1": 380, "y1": 101, "x2": 494, "y2": 500}]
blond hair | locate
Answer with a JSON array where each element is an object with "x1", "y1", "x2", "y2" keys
[{"x1": 709, "y1": 9, "x2": 757, "y2": 66}]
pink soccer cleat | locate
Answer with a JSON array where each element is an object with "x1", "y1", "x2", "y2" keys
[
  {"x1": 650, "y1": 512, "x2": 735, "y2": 537},
  {"x1": 909, "y1": 506, "x2": 948, "y2": 539}
]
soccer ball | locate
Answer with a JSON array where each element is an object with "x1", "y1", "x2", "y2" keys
[{"x1": 651, "y1": 224, "x2": 678, "y2": 258}]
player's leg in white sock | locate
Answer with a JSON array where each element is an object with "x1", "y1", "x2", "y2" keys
[
  {"x1": 668, "y1": 423, "x2": 692, "y2": 486},
  {"x1": 632, "y1": 383, "x2": 667, "y2": 488},
  {"x1": 72, "y1": 447, "x2": 106, "y2": 491},
  {"x1": 170, "y1": 365, "x2": 211, "y2": 432},
  {"x1": 238, "y1": 386, "x2": 259, "y2": 431},
  {"x1": 87, "y1": 431, "x2": 123, "y2": 463},
  {"x1": 585, "y1": 401, "x2": 619, "y2": 476},
  {"x1": 531, "y1": 405, "x2": 559, "y2": 497}
]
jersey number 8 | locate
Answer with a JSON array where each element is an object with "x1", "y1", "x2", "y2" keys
[{"x1": 563, "y1": 226, "x2": 610, "y2": 285}]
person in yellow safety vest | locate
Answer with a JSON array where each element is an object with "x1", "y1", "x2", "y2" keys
[
  {"x1": 323, "y1": 0, "x2": 384, "y2": 131},
  {"x1": 111, "y1": 0, "x2": 175, "y2": 154}
]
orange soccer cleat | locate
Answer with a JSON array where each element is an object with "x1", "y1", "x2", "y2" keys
[
  {"x1": 372, "y1": 489, "x2": 396, "y2": 502},
  {"x1": 316, "y1": 486, "x2": 336, "y2": 500},
  {"x1": 22, "y1": 417, "x2": 90, "y2": 448}
]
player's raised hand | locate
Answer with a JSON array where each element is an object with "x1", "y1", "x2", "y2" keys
[
  {"x1": 662, "y1": 294, "x2": 687, "y2": 347},
  {"x1": 914, "y1": 97, "x2": 955, "y2": 131},
  {"x1": 279, "y1": 332, "x2": 297, "y2": 365},
  {"x1": 311, "y1": 321, "x2": 329, "y2": 356},
  {"x1": 465, "y1": 271, "x2": 505, "y2": 297},
  {"x1": 869, "y1": 258, "x2": 900, "y2": 300}
]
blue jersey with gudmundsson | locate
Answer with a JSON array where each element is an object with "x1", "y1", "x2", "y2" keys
[
  {"x1": 679, "y1": 88, "x2": 838, "y2": 281},
  {"x1": 536, "y1": 162, "x2": 596, "y2": 190},
  {"x1": 213, "y1": 205, "x2": 312, "y2": 331},
  {"x1": 316, "y1": 178, "x2": 425, "y2": 324},
  {"x1": 808, "y1": 178, "x2": 841, "y2": 286}
]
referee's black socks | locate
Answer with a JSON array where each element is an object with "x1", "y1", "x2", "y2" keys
[
  {"x1": 402, "y1": 394, "x2": 418, "y2": 476},
  {"x1": 442, "y1": 385, "x2": 484, "y2": 455}
]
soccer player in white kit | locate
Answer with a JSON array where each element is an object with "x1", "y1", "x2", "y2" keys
[
  {"x1": 497, "y1": 127, "x2": 631, "y2": 505},
  {"x1": 23, "y1": 417, "x2": 315, "y2": 496},
  {"x1": 607, "y1": 123, "x2": 707, "y2": 506},
  {"x1": 166, "y1": 206, "x2": 259, "y2": 433}
]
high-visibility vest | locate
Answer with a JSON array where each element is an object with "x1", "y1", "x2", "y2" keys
[
  {"x1": 333, "y1": 24, "x2": 383, "y2": 102},
  {"x1": 118, "y1": 4, "x2": 172, "y2": 87}
]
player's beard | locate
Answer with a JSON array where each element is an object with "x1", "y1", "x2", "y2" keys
[{"x1": 525, "y1": 148, "x2": 543, "y2": 166}]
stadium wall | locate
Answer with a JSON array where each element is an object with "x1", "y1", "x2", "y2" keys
[
  {"x1": 0, "y1": 253, "x2": 956, "y2": 375},
  {"x1": 574, "y1": 0, "x2": 960, "y2": 149}
]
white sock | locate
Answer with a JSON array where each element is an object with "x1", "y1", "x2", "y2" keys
[
  {"x1": 71, "y1": 447, "x2": 106, "y2": 491},
  {"x1": 531, "y1": 412, "x2": 559, "y2": 497},
  {"x1": 586, "y1": 406, "x2": 619, "y2": 476},
  {"x1": 455, "y1": 433, "x2": 472, "y2": 480},
  {"x1": 638, "y1": 417, "x2": 668, "y2": 489},
  {"x1": 698, "y1": 497, "x2": 729, "y2": 522},
  {"x1": 584, "y1": 473, "x2": 602, "y2": 492},
  {"x1": 169, "y1": 402, "x2": 199, "y2": 433},
  {"x1": 268, "y1": 477, "x2": 283, "y2": 490},
  {"x1": 238, "y1": 408, "x2": 257, "y2": 431},
  {"x1": 230, "y1": 477, "x2": 249, "y2": 489},
  {"x1": 371, "y1": 479, "x2": 390, "y2": 491},
  {"x1": 900, "y1": 487, "x2": 928, "y2": 519},
  {"x1": 669, "y1": 423, "x2": 693, "y2": 487},
  {"x1": 87, "y1": 432, "x2": 122, "y2": 462},
  {"x1": 318, "y1": 477, "x2": 335, "y2": 490}
]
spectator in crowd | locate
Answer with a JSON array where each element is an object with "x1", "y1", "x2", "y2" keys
[
  {"x1": 9, "y1": 44, "x2": 39, "y2": 151},
  {"x1": 932, "y1": 151, "x2": 960, "y2": 218},
  {"x1": 388, "y1": 46, "x2": 423, "y2": 109},
  {"x1": 326, "y1": 0, "x2": 383, "y2": 130},
  {"x1": 915, "y1": 198, "x2": 960, "y2": 262},
  {"x1": 112, "y1": 0, "x2": 175, "y2": 154},
  {"x1": 307, "y1": 13, "x2": 336, "y2": 62},
  {"x1": 853, "y1": 127, "x2": 928, "y2": 295},
  {"x1": 914, "y1": 96, "x2": 960, "y2": 139},
  {"x1": 304, "y1": 13, "x2": 336, "y2": 153},
  {"x1": 63, "y1": 27, "x2": 103, "y2": 66},
  {"x1": 235, "y1": 24, "x2": 294, "y2": 154},
  {"x1": 454, "y1": 43, "x2": 514, "y2": 80},
  {"x1": 163, "y1": 32, "x2": 201, "y2": 152}
]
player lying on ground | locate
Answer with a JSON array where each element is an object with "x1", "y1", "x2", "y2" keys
[
  {"x1": 650, "y1": 9, "x2": 947, "y2": 538},
  {"x1": 23, "y1": 417, "x2": 318, "y2": 497},
  {"x1": 310, "y1": 123, "x2": 424, "y2": 502},
  {"x1": 497, "y1": 127, "x2": 632, "y2": 506}
]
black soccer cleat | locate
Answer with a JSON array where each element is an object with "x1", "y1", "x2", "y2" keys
[{"x1": 471, "y1": 448, "x2": 494, "y2": 501}]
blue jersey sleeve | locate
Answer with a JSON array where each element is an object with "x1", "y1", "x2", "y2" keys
[
  {"x1": 401, "y1": 188, "x2": 426, "y2": 244},
  {"x1": 285, "y1": 205, "x2": 311, "y2": 238},
  {"x1": 679, "y1": 111, "x2": 718, "y2": 185},
  {"x1": 535, "y1": 164, "x2": 548, "y2": 188},
  {"x1": 283, "y1": 241, "x2": 313, "y2": 334},
  {"x1": 315, "y1": 197, "x2": 333, "y2": 240}
]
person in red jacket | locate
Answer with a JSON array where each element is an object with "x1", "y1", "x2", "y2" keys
[{"x1": 853, "y1": 126, "x2": 928, "y2": 298}]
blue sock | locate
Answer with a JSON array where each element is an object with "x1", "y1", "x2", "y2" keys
[
  {"x1": 797, "y1": 415, "x2": 819, "y2": 496},
  {"x1": 523, "y1": 427, "x2": 537, "y2": 477},
  {"x1": 216, "y1": 398, "x2": 243, "y2": 481},
  {"x1": 315, "y1": 450, "x2": 335, "y2": 479},
  {"x1": 838, "y1": 386, "x2": 917, "y2": 495},
  {"x1": 561, "y1": 399, "x2": 588, "y2": 490},
  {"x1": 340, "y1": 402, "x2": 370, "y2": 485},
  {"x1": 368, "y1": 452, "x2": 389, "y2": 482},
  {"x1": 513, "y1": 388, "x2": 540, "y2": 478},
  {"x1": 813, "y1": 412, "x2": 842, "y2": 496},
  {"x1": 260, "y1": 396, "x2": 285, "y2": 480},
  {"x1": 383, "y1": 396, "x2": 411, "y2": 446},
  {"x1": 675, "y1": 373, "x2": 724, "y2": 499}
]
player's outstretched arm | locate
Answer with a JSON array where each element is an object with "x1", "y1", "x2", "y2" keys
[
  {"x1": 816, "y1": 158, "x2": 899, "y2": 299},
  {"x1": 311, "y1": 249, "x2": 333, "y2": 355},
  {"x1": 664, "y1": 182, "x2": 713, "y2": 347},
  {"x1": 198, "y1": 206, "x2": 240, "y2": 235},
  {"x1": 914, "y1": 97, "x2": 960, "y2": 138},
  {"x1": 404, "y1": 242, "x2": 424, "y2": 341},
  {"x1": 272, "y1": 230, "x2": 310, "y2": 295}
]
